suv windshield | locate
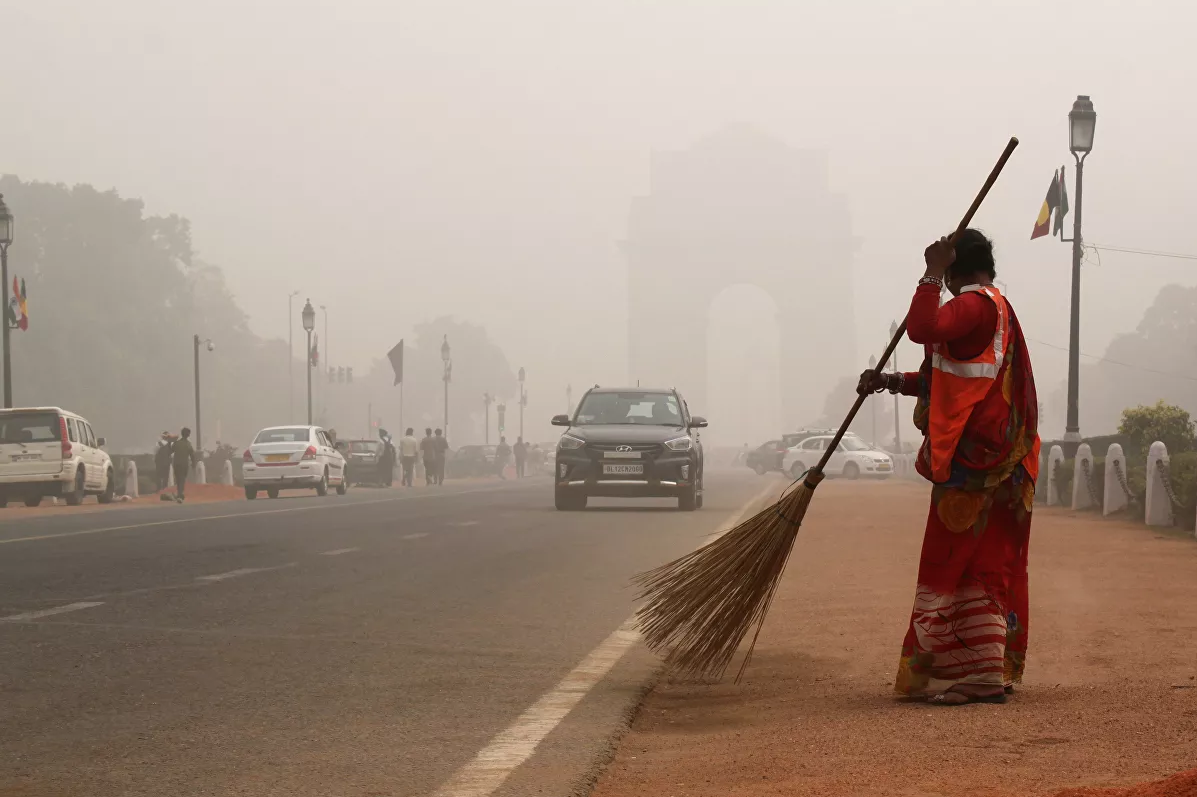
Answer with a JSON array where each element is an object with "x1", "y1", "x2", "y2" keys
[
  {"x1": 0, "y1": 412, "x2": 61, "y2": 444},
  {"x1": 349, "y1": 441, "x2": 381, "y2": 453},
  {"x1": 255, "y1": 428, "x2": 311, "y2": 444},
  {"x1": 574, "y1": 392, "x2": 683, "y2": 426}
]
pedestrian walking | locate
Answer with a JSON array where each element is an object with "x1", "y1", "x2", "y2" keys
[
  {"x1": 857, "y1": 230, "x2": 1039, "y2": 706},
  {"x1": 399, "y1": 427, "x2": 418, "y2": 487},
  {"x1": 431, "y1": 428, "x2": 449, "y2": 485},
  {"x1": 170, "y1": 427, "x2": 199, "y2": 503},
  {"x1": 513, "y1": 437, "x2": 527, "y2": 478},
  {"x1": 154, "y1": 431, "x2": 173, "y2": 492},
  {"x1": 495, "y1": 436, "x2": 512, "y2": 479},
  {"x1": 419, "y1": 428, "x2": 436, "y2": 486}
]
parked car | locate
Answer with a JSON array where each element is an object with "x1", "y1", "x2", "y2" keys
[
  {"x1": 551, "y1": 386, "x2": 706, "y2": 511},
  {"x1": 340, "y1": 439, "x2": 394, "y2": 486},
  {"x1": 746, "y1": 440, "x2": 786, "y2": 475},
  {"x1": 781, "y1": 433, "x2": 893, "y2": 480},
  {"x1": 241, "y1": 425, "x2": 347, "y2": 499},
  {"x1": 0, "y1": 407, "x2": 115, "y2": 507},
  {"x1": 447, "y1": 445, "x2": 497, "y2": 478}
]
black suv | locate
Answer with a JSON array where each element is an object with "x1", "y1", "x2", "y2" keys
[{"x1": 551, "y1": 387, "x2": 707, "y2": 511}]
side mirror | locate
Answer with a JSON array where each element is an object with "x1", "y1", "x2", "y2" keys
[
  {"x1": 689, "y1": 417, "x2": 708, "y2": 429},
  {"x1": 551, "y1": 414, "x2": 571, "y2": 427},
  {"x1": 96, "y1": 437, "x2": 107, "y2": 447}
]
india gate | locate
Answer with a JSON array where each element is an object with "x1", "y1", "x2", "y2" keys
[{"x1": 624, "y1": 125, "x2": 858, "y2": 428}]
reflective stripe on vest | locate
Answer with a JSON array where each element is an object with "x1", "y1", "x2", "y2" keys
[{"x1": 926, "y1": 284, "x2": 1009, "y2": 483}]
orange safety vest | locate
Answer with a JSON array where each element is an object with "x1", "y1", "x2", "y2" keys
[{"x1": 926, "y1": 284, "x2": 1010, "y2": 483}]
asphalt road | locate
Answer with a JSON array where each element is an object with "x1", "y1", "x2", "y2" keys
[{"x1": 0, "y1": 470, "x2": 776, "y2": 797}]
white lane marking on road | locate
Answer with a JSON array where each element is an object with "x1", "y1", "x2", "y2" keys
[
  {"x1": 449, "y1": 521, "x2": 480, "y2": 527},
  {"x1": 320, "y1": 547, "x2": 360, "y2": 556},
  {"x1": 195, "y1": 563, "x2": 296, "y2": 582},
  {"x1": 0, "y1": 485, "x2": 514, "y2": 547},
  {"x1": 431, "y1": 479, "x2": 781, "y2": 797},
  {"x1": 0, "y1": 601, "x2": 105, "y2": 622},
  {"x1": 401, "y1": 533, "x2": 429, "y2": 540}
]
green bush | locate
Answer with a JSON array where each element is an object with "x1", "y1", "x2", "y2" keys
[
  {"x1": 1053, "y1": 457, "x2": 1074, "y2": 502},
  {"x1": 1166, "y1": 451, "x2": 1197, "y2": 531},
  {"x1": 1119, "y1": 401, "x2": 1196, "y2": 455}
]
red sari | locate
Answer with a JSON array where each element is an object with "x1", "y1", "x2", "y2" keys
[{"x1": 892, "y1": 283, "x2": 1038, "y2": 698}]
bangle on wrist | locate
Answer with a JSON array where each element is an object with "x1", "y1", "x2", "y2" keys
[
  {"x1": 888, "y1": 373, "x2": 905, "y2": 394},
  {"x1": 918, "y1": 275, "x2": 943, "y2": 288}
]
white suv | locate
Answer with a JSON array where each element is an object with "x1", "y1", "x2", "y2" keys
[
  {"x1": 0, "y1": 407, "x2": 115, "y2": 507},
  {"x1": 242, "y1": 425, "x2": 347, "y2": 499}
]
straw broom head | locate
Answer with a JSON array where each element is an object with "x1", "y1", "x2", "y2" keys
[{"x1": 632, "y1": 470, "x2": 823, "y2": 681}]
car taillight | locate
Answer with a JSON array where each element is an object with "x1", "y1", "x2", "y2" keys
[
  {"x1": 302, "y1": 446, "x2": 317, "y2": 460},
  {"x1": 243, "y1": 449, "x2": 253, "y2": 462},
  {"x1": 59, "y1": 417, "x2": 71, "y2": 459}
]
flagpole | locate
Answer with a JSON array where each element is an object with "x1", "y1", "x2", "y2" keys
[{"x1": 0, "y1": 246, "x2": 10, "y2": 408}]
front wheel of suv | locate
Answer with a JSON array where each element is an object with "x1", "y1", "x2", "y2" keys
[
  {"x1": 678, "y1": 479, "x2": 699, "y2": 512},
  {"x1": 554, "y1": 487, "x2": 586, "y2": 511}
]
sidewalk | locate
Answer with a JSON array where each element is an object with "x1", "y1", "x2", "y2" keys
[{"x1": 591, "y1": 479, "x2": 1197, "y2": 797}]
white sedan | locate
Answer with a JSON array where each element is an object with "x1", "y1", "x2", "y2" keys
[
  {"x1": 781, "y1": 434, "x2": 893, "y2": 480},
  {"x1": 242, "y1": 425, "x2": 348, "y2": 499}
]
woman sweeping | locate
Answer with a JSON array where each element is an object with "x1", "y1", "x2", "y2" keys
[{"x1": 858, "y1": 229, "x2": 1040, "y2": 705}]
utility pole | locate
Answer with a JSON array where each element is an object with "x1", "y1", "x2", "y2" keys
[
  {"x1": 483, "y1": 393, "x2": 494, "y2": 444},
  {"x1": 518, "y1": 367, "x2": 526, "y2": 440}
]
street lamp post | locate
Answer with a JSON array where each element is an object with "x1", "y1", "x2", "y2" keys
[
  {"x1": 518, "y1": 367, "x2": 526, "y2": 440},
  {"x1": 302, "y1": 299, "x2": 316, "y2": 424},
  {"x1": 441, "y1": 335, "x2": 451, "y2": 438},
  {"x1": 288, "y1": 290, "x2": 299, "y2": 421},
  {"x1": 890, "y1": 321, "x2": 902, "y2": 453},
  {"x1": 483, "y1": 392, "x2": 494, "y2": 445},
  {"x1": 193, "y1": 335, "x2": 214, "y2": 451},
  {"x1": 0, "y1": 195, "x2": 14, "y2": 409},
  {"x1": 868, "y1": 355, "x2": 877, "y2": 445},
  {"x1": 1064, "y1": 94, "x2": 1097, "y2": 444}
]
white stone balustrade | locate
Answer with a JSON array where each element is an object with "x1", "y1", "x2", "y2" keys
[
  {"x1": 1145, "y1": 441, "x2": 1172, "y2": 527},
  {"x1": 1102, "y1": 443, "x2": 1129, "y2": 516},
  {"x1": 1071, "y1": 443, "x2": 1094, "y2": 510}
]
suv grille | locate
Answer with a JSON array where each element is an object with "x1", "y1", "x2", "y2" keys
[{"x1": 586, "y1": 442, "x2": 663, "y2": 457}]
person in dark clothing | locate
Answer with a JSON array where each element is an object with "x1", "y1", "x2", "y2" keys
[
  {"x1": 432, "y1": 428, "x2": 449, "y2": 485},
  {"x1": 154, "y1": 431, "x2": 173, "y2": 492},
  {"x1": 495, "y1": 436, "x2": 512, "y2": 479},
  {"x1": 419, "y1": 428, "x2": 436, "y2": 486},
  {"x1": 171, "y1": 427, "x2": 198, "y2": 502},
  {"x1": 378, "y1": 429, "x2": 397, "y2": 487},
  {"x1": 513, "y1": 437, "x2": 527, "y2": 479}
]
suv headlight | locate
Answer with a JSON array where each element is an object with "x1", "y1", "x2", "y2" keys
[
  {"x1": 664, "y1": 436, "x2": 693, "y2": 452},
  {"x1": 558, "y1": 434, "x2": 585, "y2": 450}
]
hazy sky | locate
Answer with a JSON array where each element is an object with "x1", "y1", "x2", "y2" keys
[{"x1": 5, "y1": 0, "x2": 1195, "y2": 444}]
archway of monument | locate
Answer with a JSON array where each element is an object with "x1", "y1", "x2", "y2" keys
[
  {"x1": 705, "y1": 283, "x2": 781, "y2": 448},
  {"x1": 623, "y1": 126, "x2": 859, "y2": 432}
]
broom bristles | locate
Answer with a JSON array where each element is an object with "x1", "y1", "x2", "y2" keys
[{"x1": 632, "y1": 476, "x2": 819, "y2": 681}]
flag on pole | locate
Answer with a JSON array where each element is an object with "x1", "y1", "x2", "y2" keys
[
  {"x1": 1031, "y1": 170, "x2": 1060, "y2": 239},
  {"x1": 8, "y1": 277, "x2": 26, "y2": 331},
  {"x1": 310, "y1": 333, "x2": 319, "y2": 366},
  {"x1": 388, "y1": 340, "x2": 404, "y2": 385},
  {"x1": 1054, "y1": 165, "x2": 1070, "y2": 237}
]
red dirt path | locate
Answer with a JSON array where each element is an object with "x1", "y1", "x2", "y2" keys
[{"x1": 591, "y1": 479, "x2": 1197, "y2": 797}]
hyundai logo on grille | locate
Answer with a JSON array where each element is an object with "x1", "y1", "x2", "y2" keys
[{"x1": 616, "y1": 445, "x2": 633, "y2": 452}]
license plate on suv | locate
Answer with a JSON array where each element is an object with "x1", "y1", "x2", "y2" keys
[{"x1": 602, "y1": 463, "x2": 644, "y2": 475}]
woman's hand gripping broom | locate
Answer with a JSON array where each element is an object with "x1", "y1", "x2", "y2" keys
[{"x1": 631, "y1": 137, "x2": 1021, "y2": 682}]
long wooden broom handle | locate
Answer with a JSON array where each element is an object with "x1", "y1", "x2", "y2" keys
[{"x1": 809, "y1": 137, "x2": 1020, "y2": 479}]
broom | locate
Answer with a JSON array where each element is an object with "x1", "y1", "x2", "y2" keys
[{"x1": 632, "y1": 136, "x2": 1021, "y2": 682}]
